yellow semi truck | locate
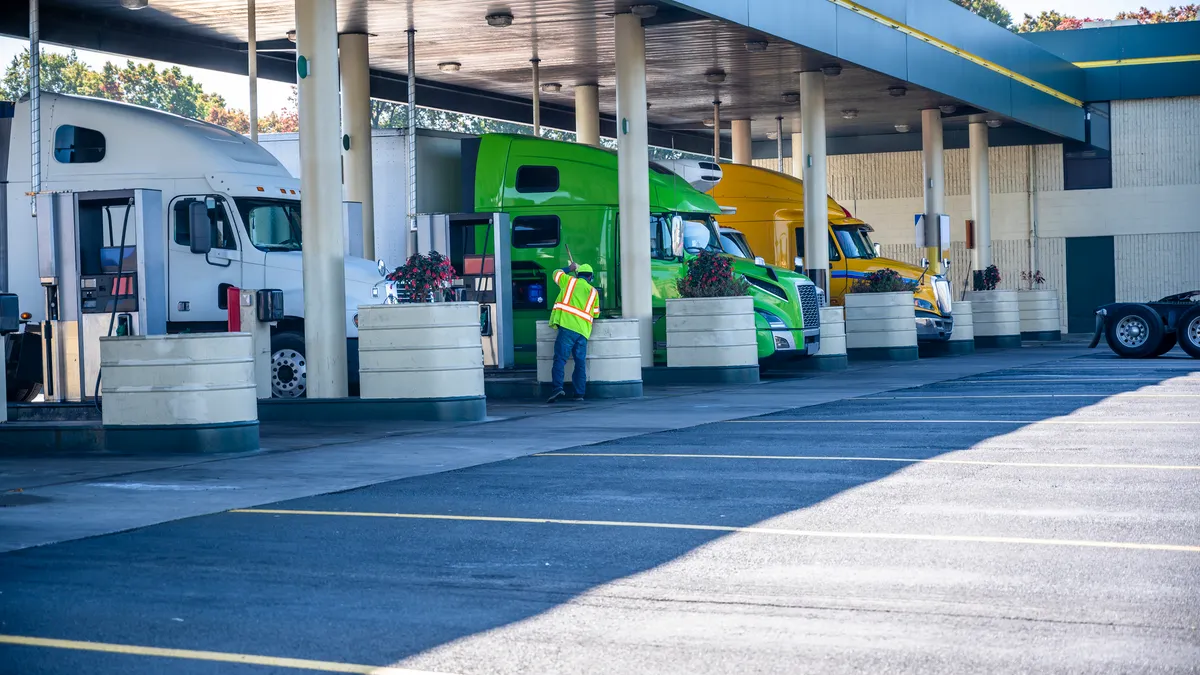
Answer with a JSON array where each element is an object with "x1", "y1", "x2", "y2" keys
[{"x1": 709, "y1": 163, "x2": 954, "y2": 342}]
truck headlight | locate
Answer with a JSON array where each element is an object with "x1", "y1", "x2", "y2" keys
[
  {"x1": 755, "y1": 309, "x2": 787, "y2": 329},
  {"x1": 915, "y1": 298, "x2": 936, "y2": 311}
]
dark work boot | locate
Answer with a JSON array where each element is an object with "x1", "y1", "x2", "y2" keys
[{"x1": 546, "y1": 389, "x2": 567, "y2": 404}]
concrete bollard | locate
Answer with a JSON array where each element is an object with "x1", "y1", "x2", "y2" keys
[
  {"x1": 664, "y1": 296, "x2": 759, "y2": 383},
  {"x1": 99, "y1": 333, "x2": 259, "y2": 452},
  {"x1": 948, "y1": 300, "x2": 976, "y2": 353},
  {"x1": 965, "y1": 290, "x2": 1022, "y2": 348},
  {"x1": 803, "y1": 306, "x2": 848, "y2": 370},
  {"x1": 356, "y1": 302, "x2": 486, "y2": 421},
  {"x1": 237, "y1": 290, "x2": 274, "y2": 399},
  {"x1": 1018, "y1": 289, "x2": 1062, "y2": 341},
  {"x1": 844, "y1": 292, "x2": 919, "y2": 361},
  {"x1": 536, "y1": 319, "x2": 643, "y2": 399}
]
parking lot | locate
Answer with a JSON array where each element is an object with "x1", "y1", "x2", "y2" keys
[{"x1": 2, "y1": 348, "x2": 1198, "y2": 674}]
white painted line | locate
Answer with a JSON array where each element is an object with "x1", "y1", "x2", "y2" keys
[
  {"x1": 533, "y1": 452, "x2": 1200, "y2": 471},
  {"x1": 724, "y1": 419, "x2": 1200, "y2": 425},
  {"x1": 856, "y1": 394, "x2": 1200, "y2": 400}
]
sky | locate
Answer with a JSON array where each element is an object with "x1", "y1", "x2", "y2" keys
[{"x1": 0, "y1": 0, "x2": 1187, "y2": 115}]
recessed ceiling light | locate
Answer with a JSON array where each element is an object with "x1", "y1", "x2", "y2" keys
[
  {"x1": 120, "y1": 0, "x2": 149, "y2": 8},
  {"x1": 821, "y1": 64, "x2": 842, "y2": 77},
  {"x1": 939, "y1": 104, "x2": 957, "y2": 114},
  {"x1": 630, "y1": 4, "x2": 658, "y2": 18},
  {"x1": 781, "y1": 92, "x2": 800, "y2": 104},
  {"x1": 286, "y1": 29, "x2": 297, "y2": 43},
  {"x1": 486, "y1": 12, "x2": 514, "y2": 27},
  {"x1": 888, "y1": 85, "x2": 907, "y2": 97},
  {"x1": 986, "y1": 119, "x2": 1002, "y2": 128},
  {"x1": 540, "y1": 82, "x2": 562, "y2": 93},
  {"x1": 705, "y1": 68, "x2": 726, "y2": 84},
  {"x1": 438, "y1": 62, "x2": 461, "y2": 73},
  {"x1": 895, "y1": 123, "x2": 910, "y2": 133},
  {"x1": 744, "y1": 40, "x2": 768, "y2": 52},
  {"x1": 842, "y1": 109, "x2": 859, "y2": 119}
]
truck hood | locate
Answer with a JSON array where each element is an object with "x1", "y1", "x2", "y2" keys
[{"x1": 263, "y1": 251, "x2": 383, "y2": 285}]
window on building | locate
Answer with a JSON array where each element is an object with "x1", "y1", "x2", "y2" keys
[
  {"x1": 512, "y1": 215, "x2": 560, "y2": 248},
  {"x1": 53, "y1": 125, "x2": 106, "y2": 164},
  {"x1": 515, "y1": 165, "x2": 560, "y2": 193},
  {"x1": 1064, "y1": 102, "x2": 1112, "y2": 190}
]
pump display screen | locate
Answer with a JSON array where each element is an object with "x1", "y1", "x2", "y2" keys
[{"x1": 100, "y1": 246, "x2": 137, "y2": 274}]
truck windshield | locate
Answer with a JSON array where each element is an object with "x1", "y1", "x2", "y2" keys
[
  {"x1": 678, "y1": 213, "x2": 722, "y2": 254},
  {"x1": 719, "y1": 231, "x2": 754, "y2": 259},
  {"x1": 236, "y1": 198, "x2": 302, "y2": 251},
  {"x1": 832, "y1": 225, "x2": 876, "y2": 259}
]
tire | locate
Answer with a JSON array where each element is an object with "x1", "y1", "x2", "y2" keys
[
  {"x1": 1179, "y1": 306, "x2": 1200, "y2": 359},
  {"x1": 1151, "y1": 333, "x2": 1177, "y2": 357},
  {"x1": 270, "y1": 331, "x2": 307, "y2": 399},
  {"x1": 5, "y1": 381, "x2": 41, "y2": 403},
  {"x1": 1104, "y1": 304, "x2": 1163, "y2": 358}
]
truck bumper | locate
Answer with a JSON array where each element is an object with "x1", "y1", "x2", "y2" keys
[{"x1": 916, "y1": 312, "x2": 953, "y2": 342}]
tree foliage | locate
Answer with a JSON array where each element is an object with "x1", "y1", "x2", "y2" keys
[
  {"x1": 950, "y1": 0, "x2": 1014, "y2": 29},
  {"x1": 1016, "y1": 4, "x2": 1198, "y2": 32}
]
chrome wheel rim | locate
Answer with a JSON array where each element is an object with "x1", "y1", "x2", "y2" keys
[
  {"x1": 272, "y1": 348, "x2": 306, "y2": 398},
  {"x1": 1114, "y1": 316, "x2": 1150, "y2": 349},
  {"x1": 1187, "y1": 315, "x2": 1200, "y2": 348}
]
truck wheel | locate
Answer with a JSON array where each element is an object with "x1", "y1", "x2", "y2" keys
[
  {"x1": 1152, "y1": 333, "x2": 1177, "y2": 357},
  {"x1": 5, "y1": 381, "x2": 41, "y2": 403},
  {"x1": 270, "y1": 331, "x2": 307, "y2": 398},
  {"x1": 1179, "y1": 306, "x2": 1200, "y2": 359},
  {"x1": 1104, "y1": 304, "x2": 1162, "y2": 358}
]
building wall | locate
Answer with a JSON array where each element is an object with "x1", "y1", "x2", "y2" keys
[{"x1": 752, "y1": 96, "x2": 1200, "y2": 332}]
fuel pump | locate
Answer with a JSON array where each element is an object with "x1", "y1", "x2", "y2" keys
[
  {"x1": 414, "y1": 212, "x2": 513, "y2": 369},
  {"x1": 36, "y1": 189, "x2": 166, "y2": 402}
]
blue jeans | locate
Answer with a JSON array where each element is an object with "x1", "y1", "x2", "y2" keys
[{"x1": 551, "y1": 327, "x2": 588, "y2": 397}]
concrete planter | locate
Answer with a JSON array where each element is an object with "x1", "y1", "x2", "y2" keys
[
  {"x1": 1018, "y1": 289, "x2": 1062, "y2": 341},
  {"x1": 99, "y1": 333, "x2": 259, "y2": 452},
  {"x1": 536, "y1": 319, "x2": 643, "y2": 399},
  {"x1": 964, "y1": 290, "x2": 1022, "y2": 348},
  {"x1": 356, "y1": 301, "x2": 486, "y2": 420},
  {"x1": 844, "y1": 291, "x2": 918, "y2": 361},
  {"x1": 803, "y1": 306, "x2": 848, "y2": 370},
  {"x1": 665, "y1": 296, "x2": 758, "y2": 383}
]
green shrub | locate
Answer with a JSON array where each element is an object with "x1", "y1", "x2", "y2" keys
[
  {"x1": 677, "y1": 250, "x2": 749, "y2": 298},
  {"x1": 849, "y1": 268, "x2": 917, "y2": 293}
]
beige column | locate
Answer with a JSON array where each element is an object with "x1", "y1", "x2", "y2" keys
[
  {"x1": 790, "y1": 117, "x2": 802, "y2": 179},
  {"x1": 339, "y1": 32, "x2": 376, "y2": 260},
  {"x1": 574, "y1": 83, "x2": 600, "y2": 146},
  {"x1": 800, "y1": 71, "x2": 828, "y2": 292},
  {"x1": 731, "y1": 119, "x2": 752, "y2": 165},
  {"x1": 969, "y1": 119, "x2": 992, "y2": 270},
  {"x1": 295, "y1": 0, "x2": 348, "y2": 398},
  {"x1": 921, "y1": 108, "x2": 946, "y2": 275},
  {"x1": 615, "y1": 12, "x2": 653, "y2": 365}
]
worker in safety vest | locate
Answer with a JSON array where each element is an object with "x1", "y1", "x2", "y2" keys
[{"x1": 546, "y1": 262, "x2": 600, "y2": 403}]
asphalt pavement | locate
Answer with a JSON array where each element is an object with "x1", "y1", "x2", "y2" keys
[{"x1": 1, "y1": 349, "x2": 1197, "y2": 674}]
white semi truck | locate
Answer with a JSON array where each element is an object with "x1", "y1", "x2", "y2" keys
[{"x1": 1, "y1": 92, "x2": 391, "y2": 400}]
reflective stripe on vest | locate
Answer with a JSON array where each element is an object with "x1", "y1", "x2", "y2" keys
[
  {"x1": 553, "y1": 269, "x2": 566, "y2": 284},
  {"x1": 553, "y1": 302, "x2": 595, "y2": 323},
  {"x1": 564, "y1": 275, "x2": 578, "y2": 301},
  {"x1": 585, "y1": 289, "x2": 598, "y2": 315}
]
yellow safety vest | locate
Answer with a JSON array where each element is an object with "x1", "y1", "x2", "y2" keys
[{"x1": 549, "y1": 268, "x2": 600, "y2": 339}]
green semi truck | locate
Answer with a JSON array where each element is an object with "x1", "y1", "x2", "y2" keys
[{"x1": 457, "y1": 133, "x2": 821, "y2": 365}]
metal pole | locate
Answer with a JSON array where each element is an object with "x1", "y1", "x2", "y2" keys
[
  {"x1": 29, "y1": 0, "x2": 40, "y2": 218},
  {"x1": 712, "y1": 99, "x2": 720, "y2": 163},
  {"x1": 406, "y1": 28, "x2": 417, "y2": 248},
  {"x1": 776, "y1": 116, "x2": 784, "y2": 172},
  {"x1": 248, "y1": 0, "x2": 258, "y2": 142},
  {"x1": 531, "y1": 57, "x2": 541, "y2": 137}
]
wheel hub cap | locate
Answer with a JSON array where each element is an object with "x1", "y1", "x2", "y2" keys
[
  {"x1": 1115, "y1": 316, "x2": 1150, "y2": 348},
  {"x1": 272, "y1": 349, "x2": 306, "y2": 398},
  {"x1": 1188, "y1": 316, "x2": 1200, "y2": 347}
]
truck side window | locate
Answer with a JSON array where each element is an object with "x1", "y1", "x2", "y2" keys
[
  {"x1": 650, "y1": 215, "x2": 674, "y2": 260},
  {"x1": 173, "y1": 198, "x2": 238, "y2": 251},
  {"x1": 515, "y1": 166, "x2": 559, "y2": 193},
  {"x1": 512, "y1": 215, "x2": 560, "y2": 248},
  {"x1": 54, "y1": 125, "x2": 106, "y2": 164},
  {"x1": 794, "y1": 227, "x2": 841, "y2": 261}
]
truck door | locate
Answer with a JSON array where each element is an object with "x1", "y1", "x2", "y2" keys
[
  {"x1": 795, "y1": 226, "x2": 846, "y2": 304},
  {"x1": 168, "y1": 195, "x2": 243, "y2": 327}
]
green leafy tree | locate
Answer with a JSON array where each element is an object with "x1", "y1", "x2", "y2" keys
[
  {"x1": 1114, "y1": 5, "x2": 1199, "y2": 22},
  {"x1": 1017, "y1": 4, "x2": 1197, "y2": 32},
  {"x1": 951, "y1": 0, "x2": 1014, "y2": 29},
  {"x1": 2, "y1": 49, "x2": 103, "y2": 100}
]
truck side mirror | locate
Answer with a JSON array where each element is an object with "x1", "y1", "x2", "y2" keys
[
  {"x1": 794, "y1": 256, "x2": 804, "y2": 272},
  {"x1": 670, "y1": 215, "x2": 685, "y2": 258},
  {"x1": 873, "y1": 243, "x2": 882, "y2": 256},
  {"x1": 188, "y1": 201, "x2": 213, "y2": 254}
]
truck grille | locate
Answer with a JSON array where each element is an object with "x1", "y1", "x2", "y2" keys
[
  {"x1": 796, "y1": 282, "x2": 820, "y2": 330},
  {"x1": 933, "y1": 277, "x2": 953, "y2": 314}
]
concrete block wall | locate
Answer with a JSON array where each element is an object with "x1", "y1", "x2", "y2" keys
[{"x1": 752, "y1": 96, "x2": 1200, "y2": 332}]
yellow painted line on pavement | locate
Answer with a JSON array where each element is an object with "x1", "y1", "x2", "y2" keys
[
  {"x1": 723, "y1": 419, "x2": 1200, "y2": 425},
  {"x1": 0, "y1": 635, "x2": 448, "y2": 674},
  {"x1": 531, "y1": 452, "x2": 1200, "y2": 471},
  {"x1": 1074, "y1": 54, "x2": 1200, "y2": 68},
  {"x1": 231, "y1": 509, "x2": 1200, "y2": 553}
]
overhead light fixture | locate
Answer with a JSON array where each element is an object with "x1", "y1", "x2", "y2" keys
[
  {"x1": 888, "y1": 85, "x2": 907, "y2": 97},
  {"x1": 895, "y1": 123, "x2": 910, "y2": 133},
  {"x1": 781, "y1": 92, "x2": 800, "y2": 104},
  {"x1": 486, "y1": 12, "x2": 514, "y2": 27},
  {"x1": 841, "y1": 109, "x2": 859, "y2": 119},
  {"x1": 540, "y1": 82, "x2": 562, "y2": 93},
  {"x1": 703, "y1": 118, "x2": 715, "y2": 128},
  {"x1": 766, "y1": 131, "x2": 779, "y2": 140},
  {"x1": 986, "y1": 119, "x2": 1002, "y2": 128},
  {"x1": 438, "y1": 62, "x2": 462, "y2": 73},
  {"x1": 705, "y1": 68, "x2": 726, "y2": 84},
  {"x1": 630, "y1": 4, "x2": 658, "y2": 18},
  {"x1": 286, "y1": 29, "x2": 297, "y2": 43},
  {"x1": 120, "y1": 0, "x2": 149, "y2": 8},
  {"x1": 939, "y1": 104, "x2": 957, "y2": 114},
  {"x1": 744, "y1": 40, "x2": 768, "y2": 52},
  {"x1": 821, "y1": 63, "x2": 842, "y2": 77}
]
